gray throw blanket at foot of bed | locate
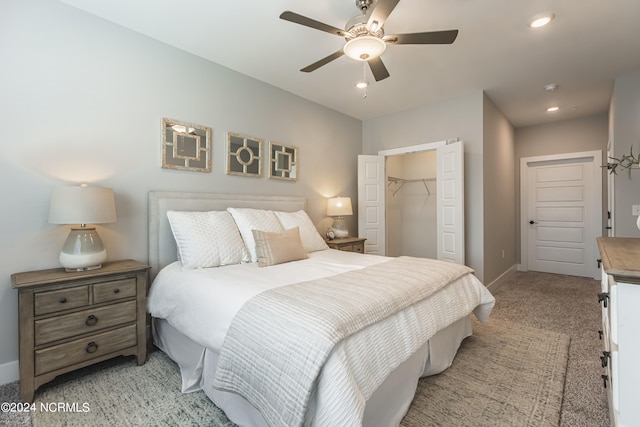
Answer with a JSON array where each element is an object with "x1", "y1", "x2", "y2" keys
[{"x1": 212, "y1": 256, "x2": 494, "y2": 427}]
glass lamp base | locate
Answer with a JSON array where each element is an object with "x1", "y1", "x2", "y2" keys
[
  {"x1": 59, "y1": 227, "x2": 107, "y2": 271},
  {"x1": 332, "y1": 217, "x2": 349, "y2": 238}
]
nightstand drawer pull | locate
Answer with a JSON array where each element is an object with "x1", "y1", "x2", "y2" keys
[
  {"x1": 59, "y1": 297, "x2": 67, "y2": 304},
  {"x1": 113, "y1": 288, "x2": 120, "y2": 294},
  {"x1": 85, "y1": 315, "x2": 98, "y2": 326},
  {"x1": 85, "y1": 342, "x2": 98, "y2": 354}
]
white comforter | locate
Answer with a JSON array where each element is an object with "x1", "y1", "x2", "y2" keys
[
  {"x1": 147, "y1": 249, "x2": 388, "y2": 350},
  {"x1": 147, "y1": 249, "x2": 495, "y2": 427}
]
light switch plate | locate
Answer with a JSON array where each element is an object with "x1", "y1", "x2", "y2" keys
[{"x1": 633, "y1": 205, "x2": 640, "y2": 216}]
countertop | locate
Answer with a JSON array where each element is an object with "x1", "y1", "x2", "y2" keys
[{"x1": 597, "y1": 237, "x2": 640, "y2": 283}]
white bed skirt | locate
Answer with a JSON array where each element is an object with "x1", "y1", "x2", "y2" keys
[{"x1": 153, "y1": 316, "x2": 472, "y2": 427}]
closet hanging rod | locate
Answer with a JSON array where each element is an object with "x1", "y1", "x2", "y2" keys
[
  {"x1": 387, "y1": 176, "x2": 436, "y2": 183},
  {"x1": 387, "y1": 176, "x2": 435, "y2": 197}
]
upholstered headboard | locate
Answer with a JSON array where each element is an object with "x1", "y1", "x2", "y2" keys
[{"x1": 148, "y1": 191, "x2": 306, "y2": 280}]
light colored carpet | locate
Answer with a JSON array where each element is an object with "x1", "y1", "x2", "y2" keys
[
  {"x1": 402, "y1": 318, "x2": 569, "y2": 427},
  {"x1": 26, "y1": 317, "x2": 569, "y2": 427},
  {"x1": 489, "y1": 271, "x2": 609, "y2": 426},
  {"x1": 31, "y1": 352, "x2": 233, "y2": 427}
]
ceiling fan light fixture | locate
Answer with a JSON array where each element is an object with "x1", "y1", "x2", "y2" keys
[{"x1": 344, "y1": 36, "x2": 386, "y2": 61}]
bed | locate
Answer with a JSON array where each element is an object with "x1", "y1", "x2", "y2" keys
[{"x1": 146, "y1": 191, "x2": 495, "y2": 427}]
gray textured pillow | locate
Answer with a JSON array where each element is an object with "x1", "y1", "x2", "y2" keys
[{"x1": 252, "y1": 227, "x2": 309, "y2": 267}]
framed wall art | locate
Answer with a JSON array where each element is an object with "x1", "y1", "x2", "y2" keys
[
  {"x1": 269, "y1": 141, "x2": 298, "y2": 181},
  {"x1": 227, "y1": 132, "x2": 263, "y2": 177},
  {"x1": 161, "y1": 118, "x2": 211, "y2": 173}
]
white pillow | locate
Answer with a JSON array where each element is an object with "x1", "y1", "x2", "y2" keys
[
  {"x1": 167, "y1": 210, "x2": 249, "y2": 270},
  {"x1": 227, "y1": 208, "x2": 283, "y2": 262},
  {"x1": 274, "y1": 210, "x2": 328, "y2": 253}
]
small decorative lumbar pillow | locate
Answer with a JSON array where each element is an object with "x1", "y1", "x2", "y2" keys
[{"x1": 252, "y1": 227, "x2": 309, "y2": 267}]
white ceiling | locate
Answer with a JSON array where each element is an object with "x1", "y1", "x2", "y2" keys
[{"x1": 59, "y1": 0, "x2": 640, "y2": 127}]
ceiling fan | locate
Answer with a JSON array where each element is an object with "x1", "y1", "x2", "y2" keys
[{"x1": 279, "y1": 0, "x2": 458, "y2": 82}]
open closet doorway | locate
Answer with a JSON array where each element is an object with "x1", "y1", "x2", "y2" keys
[
  {"x1": 358, "y1": 140, "x2": 464, "y2": 264},
  {"x1": 386, "y1": 151, "x2": 437, "y2": 258}
]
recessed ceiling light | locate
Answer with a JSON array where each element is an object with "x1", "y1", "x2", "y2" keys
[
  {"x1": 356, "y1": 81, "x2": 369, "y2": 89},
  {"x1": 546, "y1": 106, "x2": 560, "y2": 112},
  {"x1": 544, "y1": 83, "x2": 558, "y2": 92},
  {"x1": 529, "y1": 13, "x2": 555, "y2": 28}
]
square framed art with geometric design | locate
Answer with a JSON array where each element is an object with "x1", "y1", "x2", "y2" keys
[
  {"x1": 161, "y1": 118, "x2": 212, "y2": 173},
  {"x1": 269, "y1": 141, "x2": 298, "y2": 181},
  {"x1": 226, "y1": 132, "x2": 263, "y2": 178}
]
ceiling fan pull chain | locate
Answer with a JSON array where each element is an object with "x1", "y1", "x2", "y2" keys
[{"x1": 362, "y1": 63, "x2": 368, "y2": 98}]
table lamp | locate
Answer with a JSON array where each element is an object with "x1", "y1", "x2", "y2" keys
[
  {"x1": 327, "y1": 196, "x2": 353, "y2": 238},
  {"x1": 48, "y1": 184, "x2": 116, "y2": 271}
]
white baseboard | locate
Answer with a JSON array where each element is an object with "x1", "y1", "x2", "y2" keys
[
  {"x1": 0, "y1": 359, "x2": 19, "y2": 386},
  {"x1": 485, "y1": 264, "x2": 518, "y2": 292}
]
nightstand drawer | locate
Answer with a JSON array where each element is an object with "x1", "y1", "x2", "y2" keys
[
  {"x1": 325, "y1": 237, "x2": 366, "y2": 253},
  {"x1": 34, "y1": 286, "x2": 89, "y2": 316},
  {"x1": 35, "y1": 324, "x2": 137, "y2": 376},
  {"x1": 93, "y1": 278, "x2": 136, "y2": 304},
  {"x1": 34, "y1": 300, "x2": 137, "y2": 346},
  {"x1": 351, "y1": 243, "x2": 364, "y2": 253}
]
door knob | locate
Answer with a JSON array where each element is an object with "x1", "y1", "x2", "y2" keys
[{"x1": 529, "y1": 220, "x2": 538, "y2": 224}]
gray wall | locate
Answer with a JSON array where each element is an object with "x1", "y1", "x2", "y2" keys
[
  {"x1": 610, "y1": 71, "x2": 640, "y2": 237},
  {"x1": 514, "y1": 114, "x2": 609, "y2": 262},
  {"x1": 482, "y1": 95, "x2": 516, "y2": 283},
  {"x1": 0, "y1": 0, "x2": 361, "y2": 376},
  {"x1": 362, "y1": 91, "x2": 488, "y2": 280}
]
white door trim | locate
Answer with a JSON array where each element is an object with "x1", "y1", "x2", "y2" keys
[
  {"x1": 520, "y1": 150, "x2": 602, "y2": 279},
  {"x1": 378, "y1": 140, "x2": 447, "y2": 157}
]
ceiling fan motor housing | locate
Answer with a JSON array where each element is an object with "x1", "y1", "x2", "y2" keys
[{"x1": 345, "y1": 14, "x2": 384, "y2": 40}]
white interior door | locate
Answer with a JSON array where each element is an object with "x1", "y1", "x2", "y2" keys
[
  {"x1": 521, "y1": 151, "x2": 602, "y2": 279},
  {"x1": 358, "y1": 155, "x2": 386, "y2": 255},
  {"x1": 437, "y1": 142, "x2": 465, "y2": 264}
]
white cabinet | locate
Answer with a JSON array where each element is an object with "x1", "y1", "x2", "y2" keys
[{"x1": 597, "y1": 237, "x2": 640, "y2": 427}]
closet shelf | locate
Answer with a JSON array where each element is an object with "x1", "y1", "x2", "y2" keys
[{"x1": 387, "y1": 176, "x2": 436, "y2": 197}]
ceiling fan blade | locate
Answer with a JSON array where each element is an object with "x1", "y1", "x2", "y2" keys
[
  {"x1": 280, "y1": 11, "x2": 347, "y2": 37},
  {"x1": 368, "y1": 57, "x2": 390, "y2": 82},
  {"x1": 367, "y1": 0, "x2": 400, "y2": 30},
  {"x1": 384, "y1": 30, "x2": 459, "y2": 45},
  {"x1": 300, "y1": 50, "x2": 345, "y2": 73}
]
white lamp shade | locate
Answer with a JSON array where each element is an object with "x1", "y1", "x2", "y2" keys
[
  {"x1": 327, "y1": 197, "x2": 353, "y2": 217},
  {"x1": 49, "y1": 186, "x2": 116, "y2": 225}
]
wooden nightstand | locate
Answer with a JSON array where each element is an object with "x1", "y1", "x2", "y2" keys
[
  {"x1": 325, "y1": 237, "x2": 366, "y2": 253},
  {"x1": 11, "y1": 259, "x2": 150, "y2": 403}
]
